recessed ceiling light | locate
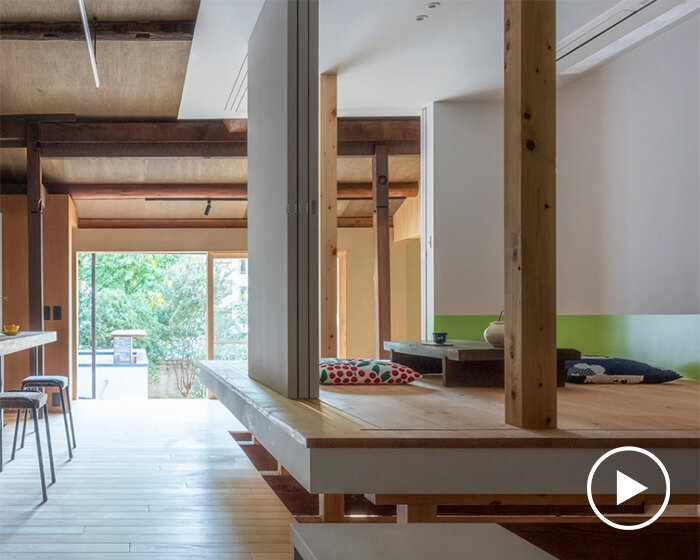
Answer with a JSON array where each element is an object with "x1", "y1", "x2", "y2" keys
[
  {"x1": 427, "y1": 2, "x2": 441, "y2": 8},
  {"x1": 416, "y1": 14, "x2": 428, "y2": 21}
]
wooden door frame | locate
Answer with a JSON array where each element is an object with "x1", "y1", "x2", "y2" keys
[{"x1": 206, "y1": 251, "x2": 248, "y2": 361}]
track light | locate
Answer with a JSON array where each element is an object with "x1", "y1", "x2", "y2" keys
[
  {"x1": 204, "y1": 200, "x2": 212, "y2": 216},
  {"x1": 77, "y1": 0, "x2": 100, "y2": 88}
]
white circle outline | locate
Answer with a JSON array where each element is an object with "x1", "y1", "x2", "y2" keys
[{"x1": 586, "y1": 446, "x2": 670, "y2": 531}]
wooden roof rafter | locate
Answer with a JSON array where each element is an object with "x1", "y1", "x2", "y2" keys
[
  {"x1": 0, "y1": 181, "x2": 418, "y2": 200},
  {"x1": 0, "y1": 20, "x2": 196, "y2": 41},
  {"x1": 0, "y1": 115, "x2": 420, "y2": 158}
]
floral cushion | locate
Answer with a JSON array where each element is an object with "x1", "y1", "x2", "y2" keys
[{"x1": 320, "y1": 359, "x2": 422, "y2": 385}]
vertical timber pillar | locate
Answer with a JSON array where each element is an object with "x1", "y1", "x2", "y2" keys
[
  {"x1": 319, "y1": 73, "x2": 338, "y2": 358},
  {"x1": 26, "y1": 120, "x2": 45, "y2": 375},
  {"x1": 504, "y1": 0, "x2": 557, "y2": 428},
  {"x1": 372, "y1": 144, "x2": 391, "y2": 359}
]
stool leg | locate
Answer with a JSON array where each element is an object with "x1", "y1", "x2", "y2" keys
[
  {"x1": 20, "y1": 409, "x2": 28, "y2": 449},
  {"x1": 58, "y1": 389, "x2": 73, "y2": 458},
  {"x1": 11, "y1": 410, "x2": 21, "y2": 460},
  {"x1": 0, "y1": 408, "x2": 3, "y2": 472},
  {"x1": 32, "y1": 409, "x2": 48, "y2": 502},
  {"x1": 65, "y1": 387, "x2": 76, "y2": 449},
  {"x1": 43, "y1": 405, "x2": 56, "y2": 484}
]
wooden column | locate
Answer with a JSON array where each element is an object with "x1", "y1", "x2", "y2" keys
[
  {"x1": 396, "y1": 504, "x2": 438, "y2": 524},
  {"x1": 319, "y1": 493, "x2": 345, "y2": 522},
  {"x1": 26, "y1": 120, "x2": 45, "y2": 375},
  {"x1": 319, "y1": 73, "x2": 338, "y2": 358},
  {"x1": 504, "y1": 0, "x2": 557, "y2": 428},
  {"x1": 373, "y1": 144, "x2": 391, "y2": 359}
]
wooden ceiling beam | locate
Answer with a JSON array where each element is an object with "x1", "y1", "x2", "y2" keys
[
  {"x1": 1, "y1": 182, "x2": 418, "y2": 199},
  {"x1": 39, "y1": 142, "x2": 246, "y2": 159},
  {"x1": 222, "y1": 117, "x2": 420, "y2": 142},
  {"x1": 338, "y1": 140, "x2": 419, "y2": 157},
  {"x1": 0, "y1": 114, "x2": 75, "y2": 147},
  {"x1": 0, "y1": 21, "x2": 195, "y2": 41},
  {"x1": 39, "y1": 121, "x2": 243, "y2": 143},
  {"x1": 37, "y1": 140, "x2": 415, "y2": 158},
  {"x1": 2, "y1": 117, "x2": 420, "y2": 156},
  {"x1": 77, "y1": 217, "x2": 391, "y2": 229},
  {"x1": 47, "y1": 183, "x2": 247, "y2": 200}
]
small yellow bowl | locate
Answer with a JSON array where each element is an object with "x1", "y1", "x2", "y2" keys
[{"x1": 3, "y1": 324, "x2": 20, "y2": 334}]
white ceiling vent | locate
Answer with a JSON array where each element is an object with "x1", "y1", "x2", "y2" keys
[{"x1": 557, "y1": 0, "x2": 700, "y2": 75}]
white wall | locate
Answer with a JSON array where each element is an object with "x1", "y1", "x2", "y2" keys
[
  {"x1": 425, "y1": 14, "x2": 700, "y2": 316},
  {"x1": 247, "y1": 0, "x2": 319, "y2": 398},
  {"x1": 72, "y1": 228, "x2": 246, "y2": 253},
  {"x1": 557, "y1": 13, "x2": 699, "y2": 314},
  {"x1": 427, "y1": 100, "x2": 504, "y2": 316},
  {"x1": 340, "y1": 230, "x2": 421, "y2": 358}
]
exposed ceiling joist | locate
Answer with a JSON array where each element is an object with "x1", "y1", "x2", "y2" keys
[
  {"x1": 1, "y1": 182, "x2": 418, "y2": 200},
  {"x1": 222, "y1": 117, "x2": 420, "y2": 141},
  {"x1": 1, "y1": 116, "x2": 420, "y2": 157},
  {"x1": 77, "y1": 217, "x2": 391, "y2": 229},
  {"x1": 0, "y1": 21, "x2": 196, "y2": 41},
  {"x1": 40, "y1": 142, "x2": 246, "y2": 159},
  {"x1": 39, "y1": 121, "x2": 242, "y2": 143}
]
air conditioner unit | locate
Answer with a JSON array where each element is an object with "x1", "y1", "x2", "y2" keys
[{"x1": 557, "y1": 0, "x2": 700, "y2": 75}]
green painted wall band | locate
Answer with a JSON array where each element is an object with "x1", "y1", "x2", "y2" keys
[{"x1": 429, "y1": 314, "x2": 700, "y2": 380}]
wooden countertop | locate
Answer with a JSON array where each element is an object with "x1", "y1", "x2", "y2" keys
[
  {"x1": 199, "y1": 361, "x2": 700, "y2": 450},
  {"x1": 0, "y1": 331, "x2": 57, "y2": 357}
]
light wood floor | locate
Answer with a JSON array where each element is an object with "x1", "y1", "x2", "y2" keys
[
  {"x1": 0, "y1": 399, "x2": 294, "y2": 560},
  {"x1": 203, "y1": 362, "x2": 700, "y2": 449}
]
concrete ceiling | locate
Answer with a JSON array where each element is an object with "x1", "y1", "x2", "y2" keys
[
  {"x1": 0, "y1": 0, "x2": 199, "y2": 118},
  {"x1": 0, "y1": 0, "x2": 200, "y2": 21}
]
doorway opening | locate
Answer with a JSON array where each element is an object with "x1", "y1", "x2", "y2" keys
[{"x1": 77, "y1": 252, "x2": 248, "y2": 399}]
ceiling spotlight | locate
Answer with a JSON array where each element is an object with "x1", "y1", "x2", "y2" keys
[
  {"x1": 204, "y1": 200, "x2": 212, "y2": 216},
  {"x1": 427, "y1": 2, "x2": 441, "y2": 8},
  {"x1": 416, "y1": 14, "x2": 428, "y2": 21}
]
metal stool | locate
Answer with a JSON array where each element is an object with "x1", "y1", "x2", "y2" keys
[
  {"x1": 0, "y1": 391, "x2": 56, "y2": 501},
  {"x1": 19, "y1": 375, "x2": 76, "y2": 458}
]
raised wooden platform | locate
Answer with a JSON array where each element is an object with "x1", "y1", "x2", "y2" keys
[{"x1": 199, "y1": 361, "x2": 700, "y2": 497}]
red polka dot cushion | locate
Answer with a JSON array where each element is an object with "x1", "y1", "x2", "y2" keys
[{"x1": 320, "y1": 359, "x2": 422, "y2": 385}]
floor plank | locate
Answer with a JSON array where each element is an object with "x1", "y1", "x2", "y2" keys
[{"x1": 0, "y1": 399, "x2": 294, "y2": 558}]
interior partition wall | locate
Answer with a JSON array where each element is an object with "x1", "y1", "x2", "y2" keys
[{"x1": 247, "y1": 0, "x2": 319, "y2": 398}]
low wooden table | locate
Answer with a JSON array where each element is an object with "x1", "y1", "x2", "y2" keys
[{"x1": 384, "y1": 340, "x2": 580, "y2": 387}]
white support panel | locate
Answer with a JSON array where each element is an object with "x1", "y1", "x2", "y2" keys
[{"x1": 247, "y1": 0, "x2": 319, "y2": 398}]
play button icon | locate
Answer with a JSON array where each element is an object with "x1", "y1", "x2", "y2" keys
[
  {"x1": 587, "y1": 446, "x2": 670, "y2": 530},
  {"x1": 616, "y1": 470, "x2": 648, "y2": 505}
]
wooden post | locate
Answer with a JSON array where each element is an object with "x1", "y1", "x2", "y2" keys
[
  {"x1": 319, "y1": 493, "x2": 345, "y2": 522},
  {"x1": 26, "y1": 120, "x2": 44, "y2": 375},
  {"x1": 396, "y1": 504, "x2": 438, "y2": 523},
  {"x1": 372, "y1": 144, "x2": 391, "y2": 359},
  {"x1": 504, "y1": 0, "x2": 557, "y2": 428},
  {"x1": 319, "y1": 73, "x2": 338, "y2": 358}
]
